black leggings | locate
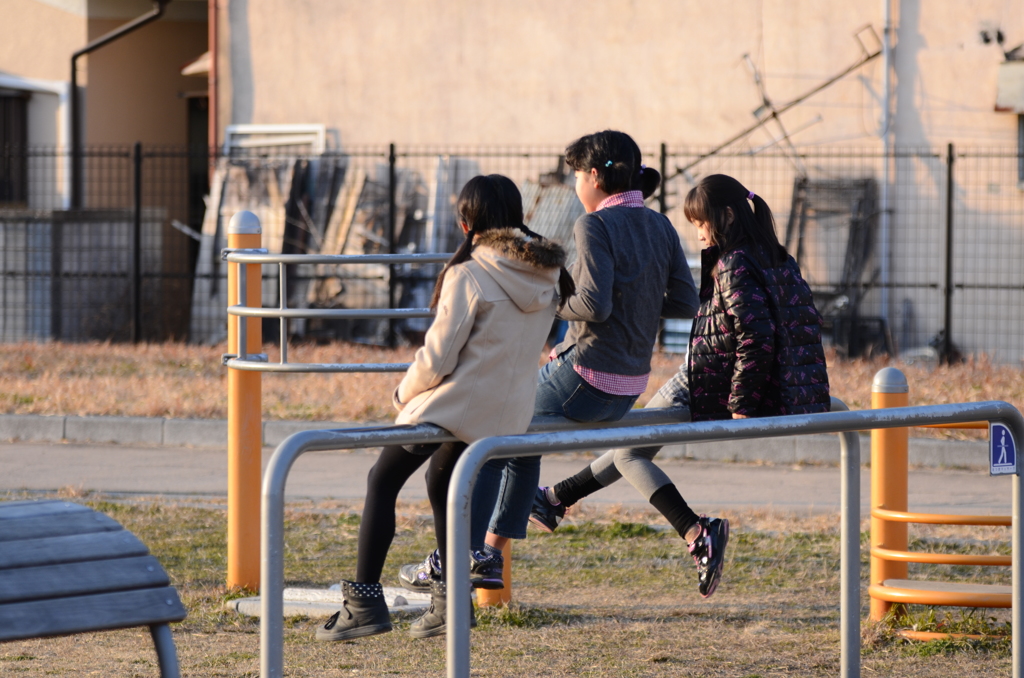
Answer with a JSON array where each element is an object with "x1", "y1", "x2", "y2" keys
[{"x1": 355, "y1": 441, "x2": 467, "y2": 583}]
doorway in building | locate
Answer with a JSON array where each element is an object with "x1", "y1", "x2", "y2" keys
[{"x1": 186, "y1": 96, "x2": 209, "y2": 231}]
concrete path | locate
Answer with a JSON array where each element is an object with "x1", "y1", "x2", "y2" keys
[{"x1": 0, "y1": 441, "x2": 1011, "y2": 517}]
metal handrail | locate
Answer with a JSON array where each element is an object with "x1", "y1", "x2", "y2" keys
[
  {"x1": 872, "y1": 507, "x2": 1011, "y2": 526},
  {"x1": 224, "y1": 252, "x2": 452, "y2": 266},
  {"x1": 261, "y1": 398, "x2": 886, "y2": 678},
  {"x1": 222, "y1": 250, "x2": 451, "y2": 371},
  {"x1": 260, "y1": 399, "x2": 1024, "y2": 678},
  {"x1": 261, "y1": 406, "x2": 690, "y2": 677},
  {"x1": 871, "y1": 546, "x2": 1011, "y2": 567},
  {"x1": 443, "y1": 401, "x2": 1023, "y2": 678}
]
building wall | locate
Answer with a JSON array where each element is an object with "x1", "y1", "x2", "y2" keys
[
  {"x1": 0, "y1": 0, "x2": 86, "y2": 82},
  {"x1": 0, "y1": 0, "x2": 208, "y2": 147},
  {"x1": 218, "y1": 0, "x2": 1024, "y2": 360},
  {"x1": 84, "y1": 17, "x2": 208, "y2": 145},
  {"x1": 226, "y1": 0, "x2": 1022, "y2": 149}
]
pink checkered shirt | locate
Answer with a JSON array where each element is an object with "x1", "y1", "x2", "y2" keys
[
  {"x1": 574, "y1": 364, "x2": 650, "y2": 396},
  {"x1": 566, "y1": 189, "x2": 650, "y2": 396},
  {"x1": 597, "y1": 190, "x2": 645, "y2": 211}
]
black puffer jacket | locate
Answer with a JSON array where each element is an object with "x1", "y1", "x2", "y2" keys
[{"x1": 687, "y1": 244, "x2": 830, "y2": 421}]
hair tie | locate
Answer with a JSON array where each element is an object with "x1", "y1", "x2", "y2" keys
[
  {"x1": 639, "y1": 164, "x2": 646, "y2": 175},
  {"x1": 747, "y1": 191, "x2": 755, "y2": 200},
  {"x1": 605, "y1": 160, "x2": 613, "y2": 167}
]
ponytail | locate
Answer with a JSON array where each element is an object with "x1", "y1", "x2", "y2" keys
[
  {"x1": 636, "y1": 164, "x2": 661, "y2": 200},
  {"x1": 518, "y1": 224, "x2": 576, "y2": 309},
  {"x1": 429, "y1": 230, "x2": 475, "y2": 309}
]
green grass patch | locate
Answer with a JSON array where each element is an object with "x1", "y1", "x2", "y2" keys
[{"x1": 476, "y1": 602, "x2": 584, "y2": 629}]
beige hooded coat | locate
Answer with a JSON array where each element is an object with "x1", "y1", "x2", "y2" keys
[{"x1": 394, "y1": 228, "x2": 567, "y2": 443}]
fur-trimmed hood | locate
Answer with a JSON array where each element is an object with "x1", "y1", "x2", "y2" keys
[
  {"x1": 474, "y1": 227, "x2": 568, "y2": 269},
  {"x1": 470, "y1": 228, "x2": 567, "y2": 313}
]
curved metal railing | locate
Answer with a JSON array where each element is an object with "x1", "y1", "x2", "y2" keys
[{"x1": 223, "y1": 250, "x2": 451, "y2": 371}]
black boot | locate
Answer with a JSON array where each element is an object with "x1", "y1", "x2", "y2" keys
[
  {"x1": 315, "y1": 580, "x2": 392, "y2": 641},
  {"x1": 408, "y1": 578, "x2": 476, "y2": 639}
]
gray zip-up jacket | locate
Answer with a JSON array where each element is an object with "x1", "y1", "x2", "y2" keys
[{"x1": 555, "y1": 206, "x2": 699, "y2": 378}]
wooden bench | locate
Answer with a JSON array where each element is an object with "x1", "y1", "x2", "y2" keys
[{"x1": 0, "y1": 499, "x2": 188, "y2": 677}]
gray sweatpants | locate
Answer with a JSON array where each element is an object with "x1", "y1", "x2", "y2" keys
[{"x1": 589, "y1": 366, "x2": 691, "y2": 500}]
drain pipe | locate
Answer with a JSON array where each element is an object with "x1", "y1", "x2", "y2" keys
[
  {"x1": 70, "y1": 0, "x2": 171, "y2": 209},
  {"x1": 879, "y1": 0, "x2": 893, "y2": 322},
  {"x1": 208, "y1": 0, "x2": 218, "y2": 167}
]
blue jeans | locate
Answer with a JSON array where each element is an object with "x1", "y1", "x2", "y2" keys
[{"x1": 470, "y1": 348, "x2": 640, "y2": 543}]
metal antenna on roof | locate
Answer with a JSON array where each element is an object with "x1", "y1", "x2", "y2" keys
[
  {"x1": 742, "y1": 53, "x2": 809, "y2": 178},
  {"x1": 671, "y1": 25, "x2": 883, "y2": 180}
]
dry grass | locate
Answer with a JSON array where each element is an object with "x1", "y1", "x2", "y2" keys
[
  {"x1": 1, "y1": 341, "x2": 1022, "y2": 439},
  {"x1": 0, "y1": 342, "x2": 417, "y2": 422}
]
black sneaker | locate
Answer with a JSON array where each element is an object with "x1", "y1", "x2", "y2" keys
[
  {"x1": 528, "y1": 486, "x2": 566, "y2": 533},
  {"x1": 688, "y1": 516, "x2": 729, "y2": 598},
  {"x1": 469, "y1": 549, "x2": 504, "y2": 590},
  {"x1": 398, "y1": 548, "x2": 441, "y2": 592}
]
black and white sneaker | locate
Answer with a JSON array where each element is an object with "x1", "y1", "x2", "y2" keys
[
  {"x1": 399, "y1": 548, "x2": 504, "y2": 590},
  {"x1": 469, "y1": 549, "x2": 504, "y2": 590},
  {"x1": 528, "y1": 486, "x2": 566, "y2": 533},
  {"x1": 688, "y1": 516, "x2": 729, "y2": 598},
  {"x1": 398, "y1": 548, "x2": 441, "y2": 592}
]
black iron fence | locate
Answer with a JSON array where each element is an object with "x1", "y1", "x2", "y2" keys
[
  {"x1": 1, "y1": 143, "x2": 1022, "y2": 363},
  {"x1": 663, "y1": 145, "x2": 1024, "y2": 364}
]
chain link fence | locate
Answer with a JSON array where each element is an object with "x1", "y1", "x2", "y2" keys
[{"x1": 1, "y1": 143, "x2": 1022, "y2": 363}]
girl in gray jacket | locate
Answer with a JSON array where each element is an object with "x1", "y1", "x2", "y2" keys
[{"x1": 468, "y1": 131, "x2": 699, "y2": 572}]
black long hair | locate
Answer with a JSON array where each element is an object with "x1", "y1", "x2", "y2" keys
[
  {"x1": 564, "y1": 130, "x2": 661, "y2": 199},
  {"x1": 430, "y1": 174, "x2": 575, "y2": 309},
  {"x1": 683, "y1": 174, "x2": 785, "y2": 269}
]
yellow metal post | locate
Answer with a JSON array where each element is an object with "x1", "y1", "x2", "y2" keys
[
  {"x1": 476, "y1": 541, "x2": 512, "y2": 607},
  {"x1": 870, "y1": 366, "x2": 909, "y2": 621},
  {"x1": 227, "y1": 211, "x2": 263, "y2": 590}
]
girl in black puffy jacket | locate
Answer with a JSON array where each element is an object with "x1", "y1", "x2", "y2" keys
[
  {"x1": 531, "y1": 173, "x2": 829, "y2": 600},
  {"x1": 686, "y1": 174, "x2": 830, "y2": 421}
]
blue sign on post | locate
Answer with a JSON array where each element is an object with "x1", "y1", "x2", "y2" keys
[{"x1": 990, "y1": 423, "x2": 1018, "y2": 476}]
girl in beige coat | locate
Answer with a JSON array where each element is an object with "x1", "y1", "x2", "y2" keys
[{"x1": 317, "y1": 174, "x2": 573, "y2": 642}]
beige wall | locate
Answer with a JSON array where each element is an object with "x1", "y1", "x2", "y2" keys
[
  {"x1": 0, "y1": 0, "x2": 208, "y2": 147},
  {"x1": 893, "y1": 1, "x2": 1022, "y2": 146},
  {"x1": 0, "y1": 0, "x2": 85, "y2": 82},
  {"x1": 84, "y1": 17, "x2": 208, "y2": 144},
  {"x1": 227, "y1": 0, "x2": 1022, "y2": 149}
]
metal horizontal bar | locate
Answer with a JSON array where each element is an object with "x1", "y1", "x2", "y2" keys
[
  {"x1": 808, "y1": 282, "x2": 941, "y2": 290},
  {"x1": 443, "y1": 400, "x2": 863, "y2": 678},
  {"x1": 224, "y1": 252, "x2": 451, "y2": 265},
  {"x1": 920, "y1": 422, "x2": 988, "y2": 430},
  {"x1": 869, "y1": 582, "x2": 1011, "y2": 608},
  {"x1": 955, "y1": 284, "x2": 1024, "y2": 291},
  {"x1": 262, "y1": 400, "x2": 1024, "y2": 678},
  {"x1": 872, "y1": 508, "x2": 1011, "y2": 526},
  {"x1": 872, "y1": 545, "x2": 1011, "y2": 566},
  {"x1": 260, "y1": 406, "x2": 691, "y2": 677},
  {"x1": 898, "y1": 630, "x2": 1004, "y2": 642},
  {"x1": 456, "y1": 402, "x2": 1021, "y2": 453},
  {"x1": 229, "y1": 360, "x2": 411, "y2": 373},
  {"x1": 227, "y1": 306, "x2": 433, "y2": 320}
]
